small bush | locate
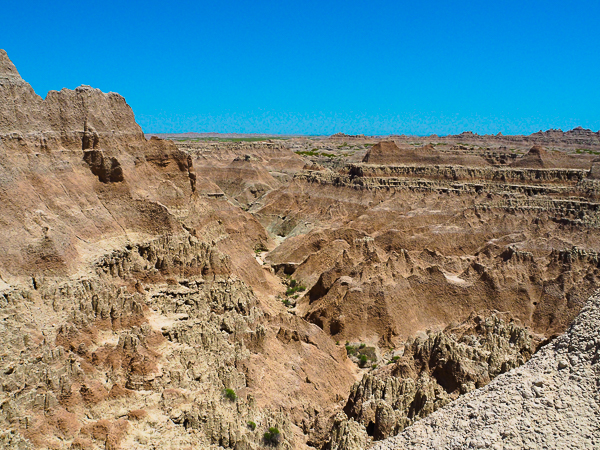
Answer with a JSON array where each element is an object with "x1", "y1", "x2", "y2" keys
[
  {"x1": 285, "y1": 281, "x2": 306, "y2": 297},
  {"x1": 264, "y1": 427, "x2": 281, "y2": 445},
  {"x1": 345, "y1": 343, "x2": 378, "y2": 367},
  {"x1": 247, "y1": 421, "x2": 256, "y2": 431},
  {"x1": 224, "y1": 388, "x2": 237, "y2": 402},
  {"x1": 372, "y1": 364, "x2": 378, "y2": 369}
]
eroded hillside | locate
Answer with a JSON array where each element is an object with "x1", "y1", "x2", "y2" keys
[
  {"x1": 1, "y1": 49, "x2": 599, "y2": 449},
  {"x1": 0, "y1": 49, "x2": 355, "y2": 450}
]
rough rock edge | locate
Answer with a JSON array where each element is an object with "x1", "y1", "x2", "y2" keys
[
  {"x1": 372, "y1": 290, "x2": 600, "y2": 450},
  {"x1": 0, "y1": 49, "x2": 21, "y2": 79},
  {"x1": 332, "y1": 312, "x2": 539, "y2": 447}
]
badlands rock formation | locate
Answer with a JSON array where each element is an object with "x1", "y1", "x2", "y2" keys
[
  {"x1": 1, "y1": 48, "x2": 599, "y2": 449},
  {"x1": 372, "y1": 291, "x2": 600, "y2": 450},
  {"x1": 336, "y1": 313, "x2": 540, "y2": 442},
  {"x1": 0, "y1": 49, "x2": 356, "y2": 450}
]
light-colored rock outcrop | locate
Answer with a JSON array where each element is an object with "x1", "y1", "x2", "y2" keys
[
  {"x1": 327, "y1": 313, "x2": 539, "y2": 448},
  {"x1": 373, "y1": 291, "x2": 600, "y2": 449}
]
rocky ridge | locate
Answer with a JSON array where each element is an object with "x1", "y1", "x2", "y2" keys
[
  {"x1": 385, "y1": 128, "x2": 600, "y2": 151},
  {"x1": 372, "y1": 291, "x2": 600, "y2": 450},
  {"x1": 328, "y1": 312, "x2": 541, "y2": 448}
]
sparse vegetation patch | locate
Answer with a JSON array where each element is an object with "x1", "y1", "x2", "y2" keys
[
  {"x1": 296, "y1": 150, "x2": 338, "y2": 158},
  {"x1": 263, "y1": 427, "x2": 281, "y2": 445},
  {"x1": 224, "y1": 388, "x2": 237, "y2": 401},
  {"x1": 285, "y1": 278, "x2": 306, "y2": 296},
  {"x1": 346, "y1": 343, "x2": 377, "y2": 367}
]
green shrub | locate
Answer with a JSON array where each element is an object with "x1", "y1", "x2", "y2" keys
[
  {"x1": 285, "y1": 281, "x2": 306, "y2": 297},
  {"x1": 359, "y1": 355, "x2": 368, "y2": 366},
  {"x1": 295, "y1": 150, "x2": 319, "y2": 156},
  {"x1": 264, "y1": 427, "x2": 281, "y2": 445},
  {"x1": 359, "y1": 343, "x2": 366, "y2": 349},
  {"x1": 224, "y1": 388, "x2": 237, "y2": 401},
  {"x1": 247, "y1": 421, "x2": 256, "y2": 431},
  {"x1": 345, "y1": 345, "x2": 356, "y2": 355}
]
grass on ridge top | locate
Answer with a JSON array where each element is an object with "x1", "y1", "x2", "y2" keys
[{"x1": 171, "y1": 137, "x2": 289, "y2": 142}]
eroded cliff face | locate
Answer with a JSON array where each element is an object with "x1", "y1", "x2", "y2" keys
[
  {"x1": 0, "y1": 50, "x2": 358, "y2": 449},
  {"x1": 0, "y1": 234, "x2": 359, "y2": 449},
  {"x1": 373, "y1": 291, "x2": 600, "y2": 450},
  {"x1": 0, "y1": 50, "x2": 281, "y2": 296},
  {"x1": 0, "y1": 50, "x2": 192, "y2": 279},
  {"x1": 327, "y1": 313, "x2": 540, "y2": 448}
]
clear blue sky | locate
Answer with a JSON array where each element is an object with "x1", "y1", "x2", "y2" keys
[{"x1": 2, "y1": 0, "x2": 599, "y2": 135}]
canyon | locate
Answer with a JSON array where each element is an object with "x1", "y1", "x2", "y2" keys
[{"x1": 1, "y1": 49, "x2": 599, "y2": 449}]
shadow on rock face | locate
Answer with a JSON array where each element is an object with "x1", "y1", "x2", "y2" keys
[{"x1": 83, "y1": 149, "x2": 124, "y2": 183}]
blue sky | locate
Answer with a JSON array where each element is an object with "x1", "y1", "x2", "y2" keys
[{"x1": 2, "y1": 0, "x2": 599, "y2": 135}]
